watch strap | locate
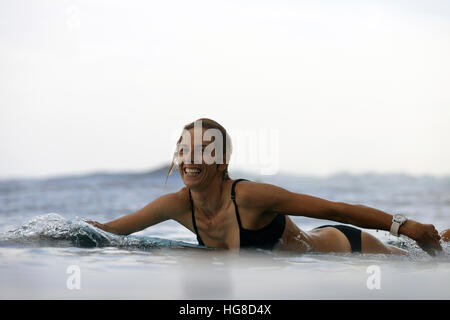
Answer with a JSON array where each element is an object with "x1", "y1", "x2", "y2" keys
[{"x1": 390, "y1": 221, "x2": 401, "y2": 236}]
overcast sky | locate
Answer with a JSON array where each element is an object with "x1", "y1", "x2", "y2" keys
[{"x1": 1, "y1": 0, "x2": 450, "y2": 180}]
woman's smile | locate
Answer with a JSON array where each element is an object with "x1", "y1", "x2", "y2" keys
[{"x1": 183, "y1": 166, "x2": 203, "y2": 177}]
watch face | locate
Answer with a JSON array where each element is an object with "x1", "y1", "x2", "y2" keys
[{"x1": 394, "y1": 214, "x2": 407, "y2": 224}]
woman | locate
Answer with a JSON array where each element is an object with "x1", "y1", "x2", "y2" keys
[{"x1": 88, "y1": 118, "x2": 447, "y2": 255}]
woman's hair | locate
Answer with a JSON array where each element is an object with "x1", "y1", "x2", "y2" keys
[{"x1": 165, "y1": 118, "x2": 232, "y2": 187}]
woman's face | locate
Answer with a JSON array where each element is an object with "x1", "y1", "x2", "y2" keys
[{"x1": 177, "y1": 128, "x2": 225, "y2": 188}]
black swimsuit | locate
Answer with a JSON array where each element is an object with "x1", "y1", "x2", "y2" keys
[
  {"x1": 314, "y1": 225, "x2": 362, "y2": 253},
  {"x1": 189, "y1": 178, "x2": 286, "y2": 250}
]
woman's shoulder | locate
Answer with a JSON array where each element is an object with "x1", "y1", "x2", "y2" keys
[
  {"x1": 168, "y1": 186, "x2": 191, "y2": 204},
  {"x1": 232, "y1": 179, "x2": 284, "y2": 208},
  {"x1": 231, "y1": 179, "x2": 272, "y2": 206},
  {"x1": 152, "y1": 187, "x2": 191, "y2": 218}
]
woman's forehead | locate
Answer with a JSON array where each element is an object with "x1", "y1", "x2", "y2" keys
[{"x1": 180, "y1": 128, "x2": 217, "y2": 145}]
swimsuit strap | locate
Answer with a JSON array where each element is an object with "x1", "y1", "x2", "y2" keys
[
  {"x1": 188, "y1": 188, "x2": 204, "y2": 246},
  {"x1": 231, "y1": 178, "x2": 249, "y2": 229}
]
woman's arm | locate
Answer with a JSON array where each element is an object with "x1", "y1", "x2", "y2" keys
[
  {"x1": 238, "y1": 181, "x2": 442, "y2": 255},
  {"x1": 86, "y1": 189, "x2": 186, "y2": 236}
]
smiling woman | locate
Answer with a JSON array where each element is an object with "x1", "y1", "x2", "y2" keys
[
  {"x1": 166, "y1": 118, "x2": 233, "y2": 186},
  {"x1": 87, "y1": 118, "x2": 448, "y2": 255}
]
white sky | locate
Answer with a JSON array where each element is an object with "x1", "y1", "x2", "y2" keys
[{"x1": 1, "y1": 0, "x2": 450, "y2": 179}]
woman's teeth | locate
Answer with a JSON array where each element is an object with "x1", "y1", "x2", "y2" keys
[{"x1": 184, "y1": 168, "x2": 201, "y2": 176}]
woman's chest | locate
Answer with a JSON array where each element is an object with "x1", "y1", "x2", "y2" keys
[
  {"x1": 195, "y1": 205, "x2": 240, "y2": 248},
  {"x1": 177, "y1": 204, "x2": 262, "y2": 249}
]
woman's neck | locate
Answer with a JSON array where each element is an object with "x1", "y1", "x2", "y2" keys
[{"x1": 189, "y1": 178, "x2": 227, "y2": 216}]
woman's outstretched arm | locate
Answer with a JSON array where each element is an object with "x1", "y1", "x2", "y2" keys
[
  {"x1": 237, "y1": 181, "x2": 443, "y2": 255},
  {"x1": 86, "y1": 190, "x2": 186, "y2": 236}
]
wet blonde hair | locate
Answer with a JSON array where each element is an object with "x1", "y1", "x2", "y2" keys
[{"x1": 165, "y1": 118, "x2": 233, "y2": 187}]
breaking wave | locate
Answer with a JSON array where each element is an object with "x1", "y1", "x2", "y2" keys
[{"x1": 0, "y1": 213, "x2": 202, "y2": 250}]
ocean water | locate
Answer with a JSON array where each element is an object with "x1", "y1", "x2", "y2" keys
[{"x1": 1, "y1": 167, "x2": 449, "y2": 299}]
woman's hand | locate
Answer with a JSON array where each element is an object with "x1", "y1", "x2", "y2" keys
[
  {"x1": 401, "y1": 221, "x2": 442, "y2": 255},
  {"x1": 441, "y1": 229, "x2": 450, "y2": 242},
  {"x1": 85, "y1": 220, "x2": 120, "y2": 234}
]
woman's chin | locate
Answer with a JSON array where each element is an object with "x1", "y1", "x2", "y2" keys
[{"x1": 182, "y1": 174, "x2": 203, "y2": 187}]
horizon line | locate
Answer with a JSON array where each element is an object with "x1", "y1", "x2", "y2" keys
[{"x1": 1, "y1": 163, "x2": 449, "y2": 182}]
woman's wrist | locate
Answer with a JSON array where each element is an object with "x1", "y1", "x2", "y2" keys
[{"x1": 86, "y1": 220, "x2": 119, "y2": 234}]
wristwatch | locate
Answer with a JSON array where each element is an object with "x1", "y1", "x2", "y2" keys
[{"x1": 390, "y1": 214, "x2": 408, "y2": 236}]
